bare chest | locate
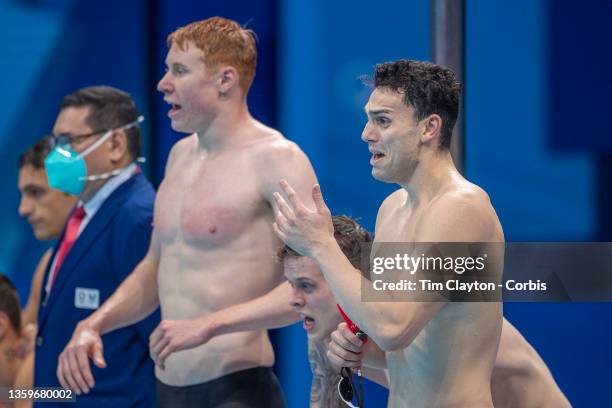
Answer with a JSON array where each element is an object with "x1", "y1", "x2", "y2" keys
[
  {"x1": 375, "y1": 205, "x2": 424, "y2": 242},
  {"x1": 154, "y1": 154, "x2": 265, "y2": 248}
]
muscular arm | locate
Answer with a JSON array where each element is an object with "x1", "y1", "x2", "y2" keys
[
  {"x1": 276, "y1": 188, "x2": 501, "y2": 351},
  {"x1": 206, "y1": 281, "x2": 299, "y2": 336},
  {"x1": 150, "y1": 279, "x2": 302, "y2": 369},
  {"x1": 87, "y1": 232, "x2": 160, "y2": 334}
]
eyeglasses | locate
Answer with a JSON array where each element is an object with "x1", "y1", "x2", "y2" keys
[
  {"x1": 47, "y1": 116, "x2": 144, "y2": 149},
  {"x1": 47, "y1": 129, "x2": 108, "y2": 149},
  {"x1": 338, "y1": 367, "x2": 363, "y2": 408}
]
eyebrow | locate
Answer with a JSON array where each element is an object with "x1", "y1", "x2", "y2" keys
[
  {"x1": 365, "y1": 108, "x2": 393, "y2": 115},
  {"x1": 285, "y1": 276, "x2": 315, "y2": 285},
  {"x1": 22, "y1": 184, "x2": 45, "y2": 192}
]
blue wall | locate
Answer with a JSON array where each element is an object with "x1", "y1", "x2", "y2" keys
[{"x1": 0, "y1": 0, "x2": 610, "y2": 406}]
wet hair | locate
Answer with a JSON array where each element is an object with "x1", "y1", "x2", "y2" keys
[
  {"x1": 167, "y1": 16, "x2": 257, "y2": 95},
  {"x1": 60, "y1": 86, "x2": 141, "y2": 160},
  {"x1": 18, "y1": 137, "x2": 52, "y2": 170},
  {"x1": 0, "y1": 274, "x2": 21, "y2": 333},
  {"x1": 278, "y1": 215, "x2": 372, "y2": 270},
  {"x1": 374, "y1": 59, "x2": 462, "y2": 150}
]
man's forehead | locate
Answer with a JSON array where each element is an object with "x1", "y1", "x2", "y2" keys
[
  {"x1": 18, "y1": 166, "x2": 48, "y2": 187},
  {"x1": 54, "y1": 106, "x2": 92, "y2": 133},
  {"x1": 364, "y1": 87, "x2": 407, "y2": 113},
  {"x1": 284, "y1": 256, "x2": 323, "y2": 278},
  {"x1": 165, "y1": 41, "x2": 204, "y2": 65}
]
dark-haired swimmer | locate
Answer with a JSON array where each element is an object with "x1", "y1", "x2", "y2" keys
[{"x1": 273, "y1": 60, "x2": 505, "y2": 407}]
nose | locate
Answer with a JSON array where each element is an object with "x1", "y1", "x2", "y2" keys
[
  {"x1": 290, "y1": 291, "x2": 305, "y2": 309},
  {"x1": 157, "y1": 72, "x2": 173, "y2": 94},
  {"x1": 361, "y1": 121, "x2": 378, "y2": 142},
  {"x1": 18, "y1": 196, "x2": 32, "y2": 218}
]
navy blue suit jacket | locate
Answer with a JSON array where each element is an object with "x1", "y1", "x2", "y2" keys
[{"x1": 34, "y1": 172, "x2": 159, "y2": 408}]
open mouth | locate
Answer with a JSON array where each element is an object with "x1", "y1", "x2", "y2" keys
[
  {"x1": 371, "y1": 153, "x2": 385, "y2": 164},
  {"x1": 169, "y1": 103, "x2": 182, "y2": 116},
  {"x1": 302, "y1": 315, "x2": 315, "y2": 331}
]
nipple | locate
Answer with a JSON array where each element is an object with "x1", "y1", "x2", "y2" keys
[{"x1": 208, "y1": 226, "x2": 217, "y2": 234}]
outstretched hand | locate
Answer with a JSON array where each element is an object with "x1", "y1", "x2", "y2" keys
[{"x1": 272, "y1": 180, "x2": 333, "y2": 258}]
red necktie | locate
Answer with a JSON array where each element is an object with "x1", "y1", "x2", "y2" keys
[{"x1": 50, "y1": 206, "x2": 86, "y2": 290}]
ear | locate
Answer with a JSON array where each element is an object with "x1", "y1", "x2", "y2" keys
[
  {"x1": 420, "y1": 114, "x2": 443, "y2": 146},
  {"x1": 108, "y1": 130, "x2": 129, "y2": 164},
  {"x1": 216, "y1": 66, "x2": 240, "y2": 95}
]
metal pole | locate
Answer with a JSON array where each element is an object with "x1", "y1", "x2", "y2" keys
[{"x1": 431, "y1": 0, "x2": 465, "y2": 174}]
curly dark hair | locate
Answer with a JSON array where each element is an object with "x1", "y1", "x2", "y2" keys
[
  {"x1": 277, "y1": 215, "x2": 372, "y2": 270},
  {"x1": 374, "y1": 59, "x2": 462, "y2": 150}
]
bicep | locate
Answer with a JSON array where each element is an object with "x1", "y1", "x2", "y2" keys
[
  {"x1": 375, "y1": 301, "x2": 447, "y2": 351},
  {"x1": 260, "y1": 144, "x2": 319, "y2": 209}
]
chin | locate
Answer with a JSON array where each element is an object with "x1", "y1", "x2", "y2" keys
[
  {"x1": 170, "y1": 121, "x2": 190, "y2": 133},
  {"x1": 33, "y1": 230, "x2": 47, "y2": 240},
  {"x1": 36, "y1": 232, "x2": 55, "y2": 241},
  {"x1": 371, "y1": 169, "x2": 393, "y2": 183},
  {"x1": 306, "y1": 329, "x2": 326, "y2": 342}
]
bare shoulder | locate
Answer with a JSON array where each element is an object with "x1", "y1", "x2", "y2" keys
[
  {"x1": 165, "y1": 134, "x2": 196, "y2": 173},
  {"x1": 376, "y1": 188, "x2": 406, "y2": 224},
  {"x1": 249, "y1": 128, "x2": 310, "y2": 171},
  {"x1": 248, "y1": 125, "x2": 317, "y2": 199},
  {"x1": 380, "y1": 188, "x2": 407, "y2": 212},
  {"x1": 435, "y1": 181, "x2": 492, "y2": 214},
  {"x1": 421, "y1": 180, "x2": 502, "y2": 242}
]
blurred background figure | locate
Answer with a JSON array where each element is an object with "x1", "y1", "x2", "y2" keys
[
  {"x1": 18, "y1": 137, "x2": 77, "y2": 326},
  {"x1": 12, "y1": 138, "x2": 76, "y2": 407},
  {"x1": 0, "y1": 273, "x2": 35, "y2": 408}
]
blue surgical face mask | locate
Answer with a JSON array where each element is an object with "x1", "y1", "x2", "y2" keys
[{"x1": 44, "y1": 116, "x2": 144, "y2": 196}]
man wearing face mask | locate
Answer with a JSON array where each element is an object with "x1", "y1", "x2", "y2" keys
[{"x1": 34, "y1": 86, "x2": 158, "y2": 407}]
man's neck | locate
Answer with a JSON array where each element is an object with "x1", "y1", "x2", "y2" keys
[
  {"x1": 79, "y1": 179, "x2": 109, "y2": 203},
  {"x1": 78, "y1": 159, "x2": 132, "y2": 203},
  {"x1": 195, "y1": 102, "x2": 260, "y2": 152},
  {"x1": 399, "y1": 150, "x2": 460, "y2": 207}
]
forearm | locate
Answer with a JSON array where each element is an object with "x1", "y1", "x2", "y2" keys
[
  {"x1": 360, "y1": 338, "x2": 389, "y2": 388},
  {"x1": 308, "y1": 339, "x2": 344, "y2": 408},
  {"x1": 87, "y1": 255, "x2": 159, "y2": 335},
  {"x1": 312, "y1": 241, "x2": 421, "y2": 350},
  {"x1": 208, "y1": 281, "x2": 299, "y2": 337},
  {"x1": 362, "y1": 339, "x2": 387, "y2": 370}
]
